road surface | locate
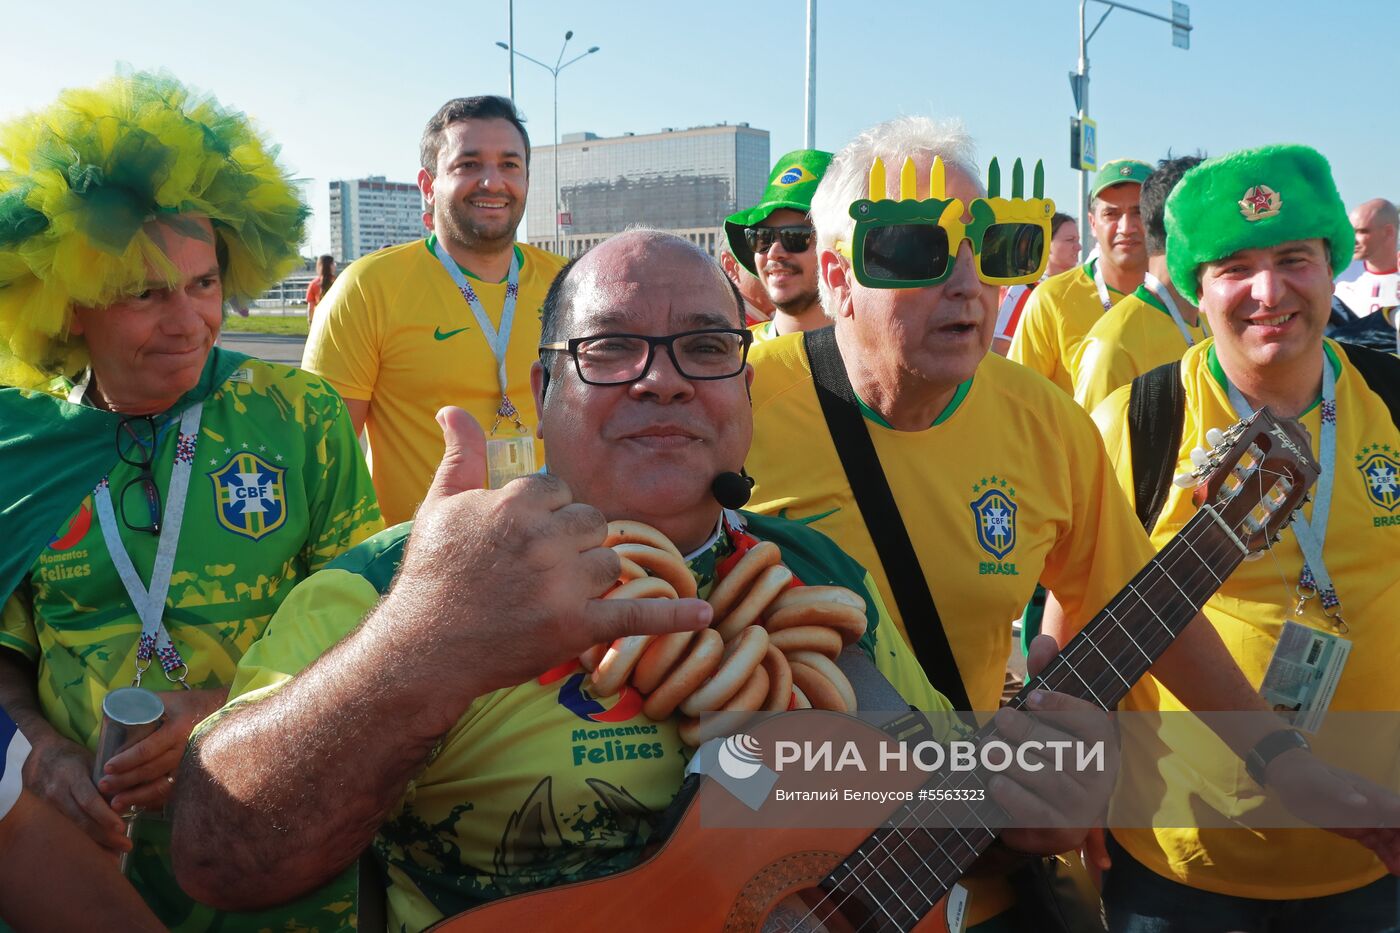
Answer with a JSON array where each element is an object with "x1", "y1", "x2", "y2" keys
[{"x1": 220, "y1": 332, "x2": 305, "y2": 366}]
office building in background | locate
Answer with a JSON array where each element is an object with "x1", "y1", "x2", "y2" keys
[
  {"x1": 329, "y1": 176, "x2": 424, "y2": 263},
  {"x1": 527, "y1": 123, "x2": 770, "y2": 258}
]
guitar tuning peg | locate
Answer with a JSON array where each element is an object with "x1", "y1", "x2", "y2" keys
[
  {"x1": 1190, "y1": 447, "x2": 1210, "y2": 468},
  {"x1": 1206, "y1": 428, "x2": 1226, "y2": 447},
  {"x1": 1173, "y1": 472, "x2": 1198, "y2": 488}
]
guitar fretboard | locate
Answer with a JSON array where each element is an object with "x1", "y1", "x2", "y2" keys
[{"x1": 818, "y1": 504, "x2": 1248, "y2": 932}]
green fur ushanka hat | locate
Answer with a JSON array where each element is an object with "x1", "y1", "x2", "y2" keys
[{"x1": 1164, "y1": 144, "x2": 1354, "y2": 305}]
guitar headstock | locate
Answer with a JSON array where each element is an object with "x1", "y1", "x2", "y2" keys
[{"x1": 1174, "y1": 409, "x2": 1320, "y2": 556}]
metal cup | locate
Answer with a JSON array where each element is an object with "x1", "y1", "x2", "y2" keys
[{"x1": 92, "y1": 686, "x2": 165, "y2": 874}]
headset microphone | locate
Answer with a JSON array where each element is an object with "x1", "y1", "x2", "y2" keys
[{"x1": 710, "y1": 469, "x2": 755, "y2": 509}]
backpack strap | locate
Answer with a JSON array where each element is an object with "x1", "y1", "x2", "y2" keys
[
  {"x1": 1127, "y1": 361, "x2": 1185, "y2": 534},
  {"x1": 802, "y1": 326, "x2": 973, "y2": 710},
  {"x1": 1339, "y1": 343, "x2": 1400, "y2": 430}
]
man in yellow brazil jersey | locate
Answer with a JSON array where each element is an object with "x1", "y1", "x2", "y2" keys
[
  {"x1": 302, "y1": 95, "x2": 567, "y2": 524},
  {"x1": 1008, "y1": 158, "x2": 1151, "y2": 394},
  {"x1": 1090, "y1": 144, "x2": 1400, "y2": 932},
  {"x1": 173, "y1": 231, "x2": 1123, "y2": 932}
]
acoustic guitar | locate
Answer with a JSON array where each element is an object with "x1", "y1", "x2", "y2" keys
[{"x1": 432, "y1": 410, "x2": 1318, "y2": 933}]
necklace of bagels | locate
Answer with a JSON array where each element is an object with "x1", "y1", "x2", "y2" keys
[{"x1": 577, "y1": 521, "x2": 865, "y2": 747}]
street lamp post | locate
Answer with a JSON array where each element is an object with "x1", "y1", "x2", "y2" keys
[
  {"x1": 496, "y1": 34, "x2": 600, "y2": 256},
  {"x1": 1072, "y1": 0, "x2": 1191, "y2": 258}
]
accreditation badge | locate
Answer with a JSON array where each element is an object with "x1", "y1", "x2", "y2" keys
[
  {"x1": 1258, "y1": 620, "x2": 1351, "y2": 733},
  {"x1": 486, "y1": 436, "x2": 535, "y2": 489}
]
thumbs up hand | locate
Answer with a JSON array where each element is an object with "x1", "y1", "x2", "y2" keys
[{"x1": 383, "y1": 407, "x2": 712, "y2": 720}]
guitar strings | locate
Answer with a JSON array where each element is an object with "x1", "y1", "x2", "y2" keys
[
  {"x1": 795, "y1": 515, "x2": 1240, "y2": 933},
  {"x1": 791, "y1": 451, "x2": 1303, "y2": 932}
]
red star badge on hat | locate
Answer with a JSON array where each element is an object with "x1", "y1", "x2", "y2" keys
[{"x1": 1239, "y1": 184, "x2": 1282, "y2": 221}]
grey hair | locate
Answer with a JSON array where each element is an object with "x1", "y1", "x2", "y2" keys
[{"x1": 810, "y1": 115, "x2": 981, "y2": 316}]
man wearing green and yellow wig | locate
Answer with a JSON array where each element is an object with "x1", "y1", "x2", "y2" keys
[{"x1": 0, "y1": 72, "x2": 382, "y2": 930}]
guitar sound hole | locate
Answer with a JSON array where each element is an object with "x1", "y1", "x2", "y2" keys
[{"x1": 760, "y1": 888, "x2": 877, "y2": 933}]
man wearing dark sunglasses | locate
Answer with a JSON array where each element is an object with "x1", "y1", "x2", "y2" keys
[
  {"x1": 723, "y1": 150, "x2": 833, "y2": 341},
  {"x1": 0, "y1": 73, "x2": 382, "y2": 930}
]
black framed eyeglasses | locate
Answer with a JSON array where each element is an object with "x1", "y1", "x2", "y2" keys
[
  {"x1": 539, "y1": 328, "x2": 754, "y2": 386},
  {"x1": 116, "y1": 415, "x2": 162, "y2": 535},
  {"x1": 742, "y1": 224, "x2": 815, "y2": 255}
]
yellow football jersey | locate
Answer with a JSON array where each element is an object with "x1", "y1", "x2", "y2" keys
[
  {"x1": 1073, "y1": 285, "x2": 1208, "y2": 413},
  {"x1": 303, "y1": 238, "x2": 566, "y2": 525},
  {"x1": 1095, "y1": 338, "x2": 1400, "y2": 899},
  {"x1": 747, "y1": 332, "x2": 1155, "y2": 711},
  {"x1": 1008, "y1": 260, "x2": 1126, "y2": 395}
]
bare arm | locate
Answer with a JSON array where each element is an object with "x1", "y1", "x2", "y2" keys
[
  {"x1": 0, "y1": 650, "x2": 127, "y2": 850},
  {"x1": 173, "y1": 408, "x2": 712, "y2": 909},
  {"x1": 343, "y1": 397, "x2": 369, "y2": 437},
  {"x1": 0, "y1": 789, "x2": 163, "y2": 932}
]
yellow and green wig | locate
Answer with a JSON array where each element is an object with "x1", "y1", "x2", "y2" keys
[{"x1": 0, "y1": 71, "x2": 307, "y2": 386}]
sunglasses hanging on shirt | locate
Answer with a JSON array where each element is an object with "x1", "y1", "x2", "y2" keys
[{"x1": 836, "y1": 155, "x2": 1055, "y2": 289}]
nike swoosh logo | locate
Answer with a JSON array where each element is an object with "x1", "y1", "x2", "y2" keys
[{"x1": 434, "y1": 325, "x2": 471, "y2": 341}]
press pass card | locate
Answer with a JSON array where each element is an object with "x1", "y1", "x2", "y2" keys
[
  {"x1": 1259, "y1": 620, "x2": 1351, "y2": 733},
  {"x1": 486, "y1": 436, "x2": 536, "y2": 489}
]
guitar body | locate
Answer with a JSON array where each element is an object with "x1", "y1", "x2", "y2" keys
[{"x1": 429, "y1": 784, "x2": 959, "y2": 932}]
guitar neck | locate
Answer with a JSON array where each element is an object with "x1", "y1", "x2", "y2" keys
[{"x1": 821, "y1": 506, "x2": 1246, "y2": 931}]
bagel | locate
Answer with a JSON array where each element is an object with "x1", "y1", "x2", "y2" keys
[
  {"x1": 678, "y1": 712, "x2": 752, "y2": 748},
  {"x1": 706, "y1": 541, "x2": 781, "y2": 620},
  {"x1": 789, "y1": 662, "x2": 848, "y2": 712},
  {"x1": 591, "y1": 635, "x2": 653, "y2": 697},
  {"x1": 643, "y1": 628, "x2": 724, "y2": 720},
  {"x1": 680, "y1": 625, "x2": 770, "y2": 717},
  {"x1": 760, "y1": 645, "x2": 793, "y2": 712},
  {"x1": 768, "y1": 625, "x2": 842, "y2": 661},
  {"x1": 605, "y1": 521, "x2": 683, "y2": 561},
  {"x1": 789, "y1": 685, "x2": 812, "y2": 710},
  {"x1": 788, "y1": 651, "x2": 858, "y2": 713},
  {"x1": 763, "y1": 585, "x2": 866, "y2": 618},
  {"x1": 612, "y1": 543, "x2": 697, "y2": 599},
  {"x1": 765, "y1": 600, "x2": 867, "y2": 646},
  {"x1": 616, "y1": 556, "x2": 647, "y2": 583},
  {"x1": 714, "y1": 563, "x2": 794, "y2": 642},
  {"x1": 631, "y1": 630, "x2": 695, "y2": 694},
  {"x1": 606, "y1": 575, "x2": 678, "y2": 602},
  {"x1": 721, "y1": 664, "x2": 770, "y2": 713}
]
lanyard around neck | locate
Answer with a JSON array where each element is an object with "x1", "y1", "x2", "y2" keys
[
  {"x1": 431, "y1": 238, "x2": 522, "y2": 413},
  {"x1": 90, "y1": 402, "x2": 205, "y2": 685},
  {"x1": 1221, "y1": 354, "x2": 1343, "y2": 630},
  {"x1": 1091, "y1": 259, "x2": 1115, "y2": 312},
  {"x1": 1142, "y1": 271, "x2": 1209, "y2": 347}
]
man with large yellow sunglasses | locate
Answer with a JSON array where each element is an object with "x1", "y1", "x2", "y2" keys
[{"x1": 744, "y1": 114, "x2": 1160, "y2": 929}]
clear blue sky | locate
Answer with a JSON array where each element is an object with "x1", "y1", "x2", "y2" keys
[{"x1": 1, "y1": 0, "x2": 1395, "y2": 255}]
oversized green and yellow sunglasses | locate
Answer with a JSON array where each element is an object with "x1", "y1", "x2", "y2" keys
[{"x1": 835, "y1": 156, "x2": 1055, "y2": 289}]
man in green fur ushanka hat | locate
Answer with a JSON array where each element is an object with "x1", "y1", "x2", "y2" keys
[
  {"x1": 1092, "y1": 144, "x2": 1400, "y2": 930},
  {"x1": 724, "y1": 149, "x2": 833, "y2": 340}
]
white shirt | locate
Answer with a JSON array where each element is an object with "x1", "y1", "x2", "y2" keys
[{"x1": 1335, "y1": 259, "x2": 1400, "y2": 316}]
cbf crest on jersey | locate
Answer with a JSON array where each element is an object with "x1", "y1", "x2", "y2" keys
[
  {"x1": 210, "y1": 452, "x2": 287, "y2": 539},
  {"x1": 1358, "y1": 446, "x2": 1400, "y2": 512},
  {"x1": 970, "y1": 480, "x2": 1017, "y2": 559}
]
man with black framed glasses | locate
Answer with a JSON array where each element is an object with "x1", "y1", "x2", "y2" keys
[
  {"x1": 723, "y1": 149, "x2": 833, "y2": 341},
  {"x1": 0, "y1": 73, "x2": 382, "y2": 931},
  {"x1": 172, "y1": 230, "x2": 1052, "y2": 931}
]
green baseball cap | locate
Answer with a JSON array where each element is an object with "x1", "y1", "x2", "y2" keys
[
  {"x1": 725, "y1": 149, "x2": 833, "y2": 274},
  {"x1": 1165, "y1": 144, "x2": 1354, "y2": 305},
  {"x1": 1090, "y1": 159, "x2": 1153, "y2": 200}
]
